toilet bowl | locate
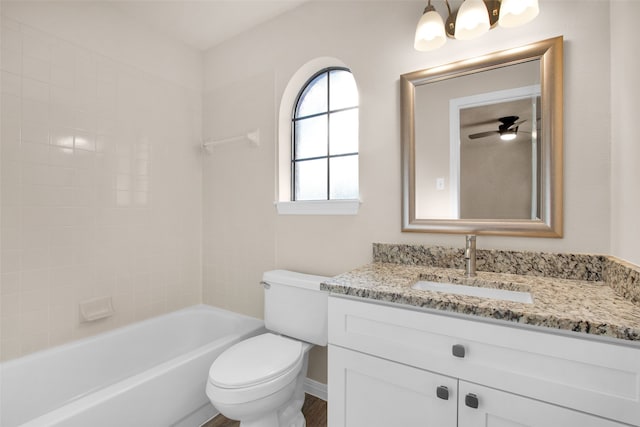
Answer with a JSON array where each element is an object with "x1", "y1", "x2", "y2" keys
[
  {"x1": 207, "y1": 333, "x2": 311, "y2": 427},
  {"x1": 206, "y1": 270, "x2": 329, "y2": 427}
]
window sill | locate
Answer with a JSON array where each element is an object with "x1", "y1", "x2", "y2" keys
[{"x1": 275, "y1": 199, "x2": 361, "y2": 215}]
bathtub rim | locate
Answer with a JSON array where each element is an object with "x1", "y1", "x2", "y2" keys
[
  {"x1": 0, "y1": 304, "x2": 265, "y2": 427},
  {"x1": 0, "y1": 304, "x2": 262, "y2": 367}
]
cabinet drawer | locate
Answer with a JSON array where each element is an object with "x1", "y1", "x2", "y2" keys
[{"x1": 328, "y1": 296, "x2": 640, "y2": 426}]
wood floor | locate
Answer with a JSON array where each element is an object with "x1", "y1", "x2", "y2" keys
[{"x1": 202, "y1": 394, "x2": 327, "y2": 427}]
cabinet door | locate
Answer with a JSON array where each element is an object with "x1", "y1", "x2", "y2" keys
[
  {"x1": 329, "y1": 345, "x2": 457, "y2": 427},
  {"x1": 458, "y1": 382, "x2": 628, "y2": 427}
]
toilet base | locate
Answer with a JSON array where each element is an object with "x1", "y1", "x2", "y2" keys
[
  {"x1": 239, "y1": 408, "x2": 304, "y2": 427},
  {"x1": 235, "y1": 384, "x2": 306, "y2": 427},
  {"x1": 270, "y1": 380, "x2": 306, "y2": 427}
]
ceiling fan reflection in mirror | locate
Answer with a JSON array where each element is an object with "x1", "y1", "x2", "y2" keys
[{"x1": 468, "y1": 116, "x2": 527, "y2": 141}]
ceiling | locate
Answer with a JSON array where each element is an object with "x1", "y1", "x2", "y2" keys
[{"x1": 109, "y1": 0, "x2": 309, "y2": 51}]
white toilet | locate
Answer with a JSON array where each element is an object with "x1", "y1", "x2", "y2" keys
[{"x1": 206, "y1": 270, "x2": 329, "y2": 427}]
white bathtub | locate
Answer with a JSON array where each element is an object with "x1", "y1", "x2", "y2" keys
[{"x1": 0, "y1": 305, "x2": 265, "y2": 427}]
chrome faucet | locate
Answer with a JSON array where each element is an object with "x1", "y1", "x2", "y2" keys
[{"x1": 465, "y1": 235, "x2": 477, "y2": 277}]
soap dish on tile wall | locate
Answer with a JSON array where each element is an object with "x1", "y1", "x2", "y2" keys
[{"x1": 79, "y1": 296, "x2": 114, "y2": 322}]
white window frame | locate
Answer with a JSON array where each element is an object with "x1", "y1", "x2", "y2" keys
[{"x1": 276, "y1": 57, "x2": 360, "y2": 215}]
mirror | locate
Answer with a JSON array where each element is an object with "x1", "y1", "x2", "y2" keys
[{"x1": 401, "y1": 37, "x2": 563, "y2": 237}]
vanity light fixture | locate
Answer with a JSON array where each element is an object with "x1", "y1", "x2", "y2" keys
[{"x1": 414, "y1": 0, "x2": 539, "y2": 51}]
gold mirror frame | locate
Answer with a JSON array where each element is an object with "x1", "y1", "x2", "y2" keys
[{"x1": 401, "y1": 36, "x2": 563, "y2": 237}]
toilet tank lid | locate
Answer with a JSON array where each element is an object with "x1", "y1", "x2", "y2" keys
[{"x1": 262, "y1": 270, "x2": 329, "y2": 291}]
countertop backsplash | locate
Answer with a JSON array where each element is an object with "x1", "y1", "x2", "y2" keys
[
  {"x1": 372, "y1": 243, "x2": 606, "y2": 281},
  {"x1": 604, "y1": 256, "x2": 640, "y2": 306}
]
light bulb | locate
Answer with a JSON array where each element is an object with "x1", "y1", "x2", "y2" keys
[
  {"x1": 500, "y1": 131, "x2": 517, "y2": 141},
  {"x1": 455, "y1": 0, "x2": 490, "y2": 40},
  {"x1": 414, "y1": 7, "x2": 446, "y2": 51},
  {"x1": 499, "y1": 0, "x2": 539, "y2": 28}
]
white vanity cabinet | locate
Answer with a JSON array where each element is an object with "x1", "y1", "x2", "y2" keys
[{"x1": 328, "y1": 296, "x2": 640, "y2": 427}]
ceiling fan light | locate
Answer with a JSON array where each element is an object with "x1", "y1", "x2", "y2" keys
[
  {"x1": 498, "y1": 0, "x2": 539, "y2": 28},
  {"x1": 414, "y1": 7, "x2": 446, "y2": 51},
  {"x1": 500, "y1": 131, "x2": 517, "y2": 141},
  {"x1": 455, "y1": 0, "x2": 490, "y2": 40}
]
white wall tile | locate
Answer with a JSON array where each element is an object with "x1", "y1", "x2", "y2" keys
[
  {"x1": 2, "y1": 93, "x2": 21, "y2": 120},
  {"x1": 21, "y1": 268, "x2": 51, "y2": 292},
  {"x1": 21, "y1": 247, "x2": 51, "y2": 271},
  {"x1": 22, "y1": 77, "x2": 49, "y2": 102},
  {"x1": 1, "y1": 206, "x2": 22, "y2": 229},
  {"x1": 20, "y1": 289, "x2": 50, "y2": 312},
  {"x1": 49, "y1": 127, "x2": 74, "y2": 148},
  {"x1": 20, "y1": 141, "x2": 49, "y2": 164},
  {"x1": 50, "y1": 65, "x2": 75, "y2": 89},
  {"x1": 1, "y1": 8, "x2": 202, "y2": 361},
  {"x1": 1, "y1": 226, "x2": 22, "y2": 251},
  {"x1": 21, "y1": 310, "x2": 49, "y2": 335},
  {"x1": 1, "y1": 113, "x2": 20, "y2": 142},
  {"x1": 1, "y1": 162, "x2": 20, "y2": 186},
  {"x1": 72, "y1": 149, "x2": 94, "y2": 170},
  {"x1": 21, "y1": 27, "x2": 52, "y2": 63},
  {"x1": 1, "y1": 21, "x2": 22, "y2": 52},
  {"x1": 1, "y1": 48, "x2": 22, "y2": 74},
  {"x1": 50, "y1": 85, "x2": 74, "y2": 107},
  {"x1": 1, "y1": 71, "x2": 21, "y2": 95},
  {"x1": 1, "y1": 293, "x2": 20, "y2": 317},
  {"x1": 21, "y1": 122, "x2": 49, "y2": 144},
  {"x1": 1, "y1": 273, "x2": 21, "y2": 295},
  {"x1": 48, "y1": 146, "x2": 74, "y2": 167},
  {"x1": 74, "y1": 130, "x2": 95, "y2": 151},
  {"x1": 50, "y1": 39, "x2": 76, "y2": 68},
  {"x1": 22, "y1": 55, "x2": 49, "y2": 82},
  {"x1": 1, "y1": 314, "x2": 22, "y2": 345},
  {"x1": 21, "y1": 98, "x2": 48, "y2": 126}
]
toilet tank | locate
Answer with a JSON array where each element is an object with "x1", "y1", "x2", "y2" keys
[{"x1": 262, "y1": 270, "x2": 329, "y2": 346}]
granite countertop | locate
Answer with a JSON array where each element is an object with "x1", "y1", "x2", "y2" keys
[{"x1": 321, "y1": 262, "x2": 640, "y2": 342}]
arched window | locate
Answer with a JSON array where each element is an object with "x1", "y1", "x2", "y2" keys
[{"x1": 291, "y1": 68, "x2": 358, "y2": 201}]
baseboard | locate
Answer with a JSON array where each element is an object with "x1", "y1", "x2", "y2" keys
[{"x1": 304, "y1": 377, "x2": 327, "y2": 401}]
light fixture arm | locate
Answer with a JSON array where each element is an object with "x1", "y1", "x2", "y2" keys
[
  {"x1": 444, "y1": 0, "x2": 453, "y2": 16},
  {"x1": 423, "y1": 0, "x2": 436, "y2": 14},
  {"x1": 443, "y1": 0, "x2": 456, "y2": 37}
]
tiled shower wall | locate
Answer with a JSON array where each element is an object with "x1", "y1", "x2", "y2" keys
[{"x1": 0, "y1": 15, "x2": 202, "y2": 361}]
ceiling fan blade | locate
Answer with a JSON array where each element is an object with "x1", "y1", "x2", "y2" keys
[
  {"x1": 465, "y1": 118, "x2": 502, "y2": 127},
  {"x1": 468, "y1": 130, "x2": 498, "y2": 140}
]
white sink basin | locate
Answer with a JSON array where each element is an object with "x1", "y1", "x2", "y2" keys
[{"x1": 412, "y1": 280, "x2": 534, "y2": 304}]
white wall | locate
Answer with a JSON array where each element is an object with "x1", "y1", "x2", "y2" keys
[
  {"x1": 0, "y1": 2, "x2": 203, "y2": 360},
  {"x1": 610, "y1": 0, "x2": 640, "y2": 266},
  {"x1": 202, "y1": 0, "x2": 614, "y2": 382}
]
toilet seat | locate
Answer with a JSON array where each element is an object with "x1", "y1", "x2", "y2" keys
[{"x1": 207, "y1": 333, "x2": 305, "y2": 404}]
